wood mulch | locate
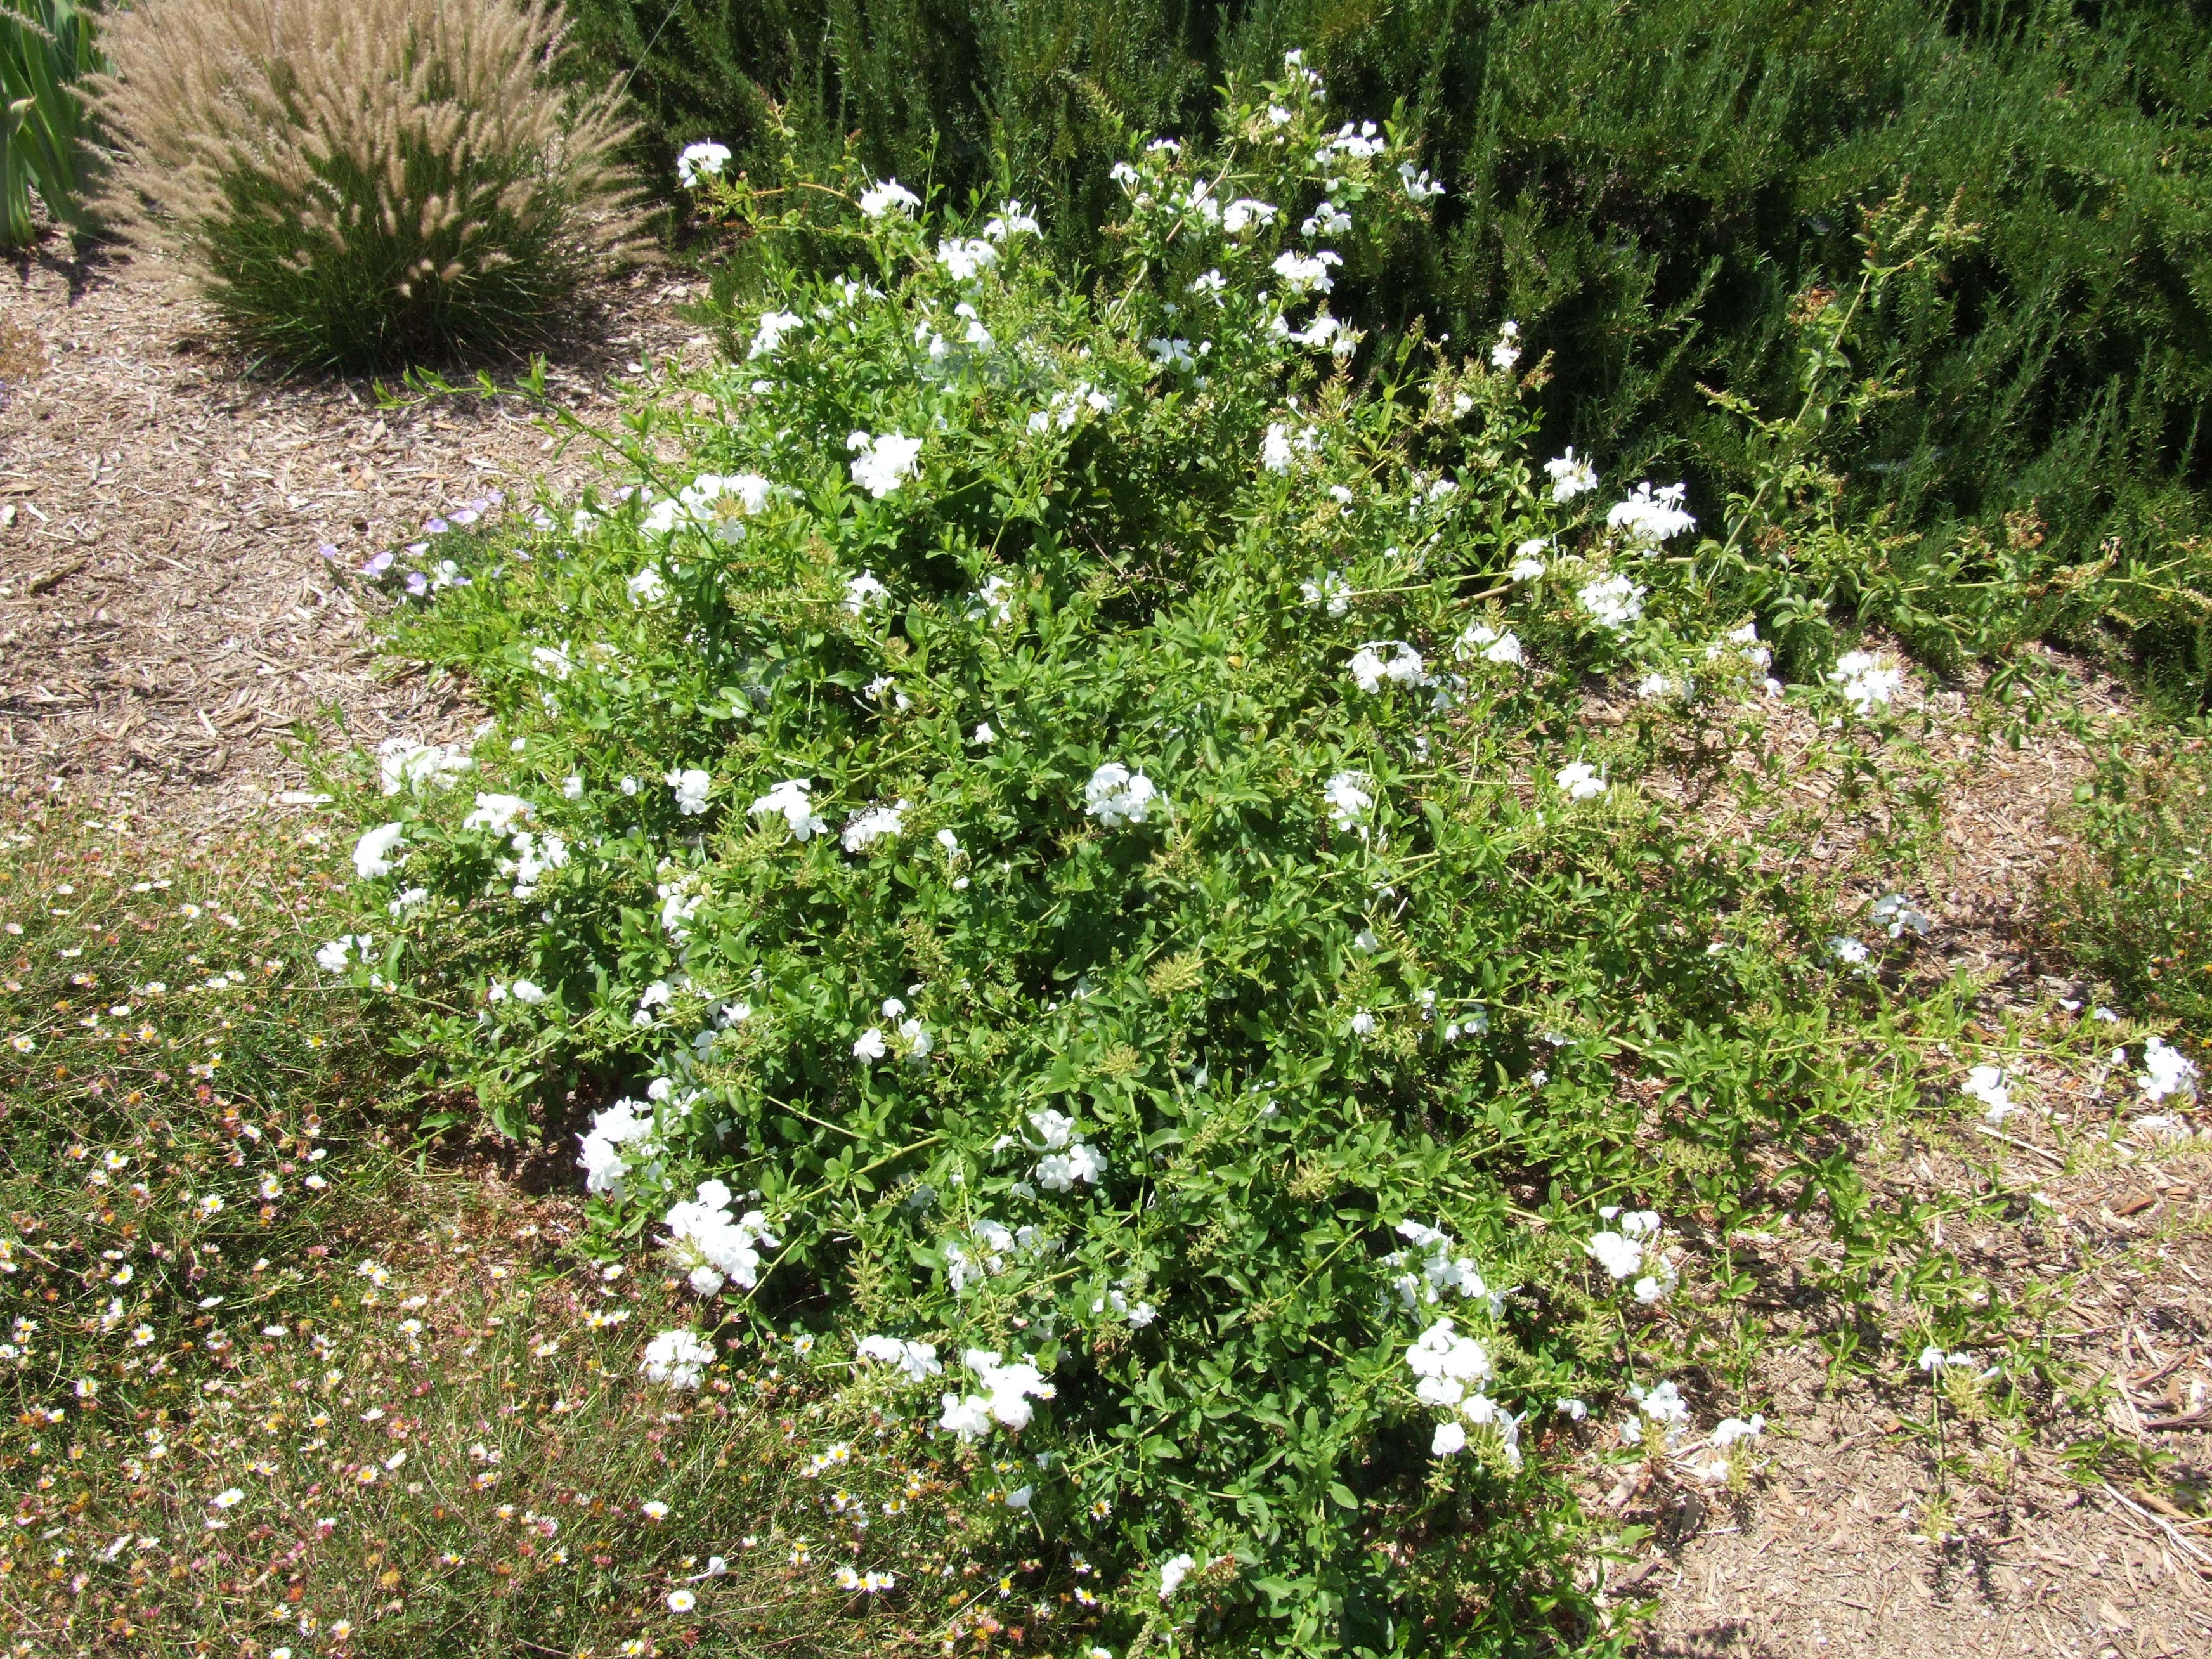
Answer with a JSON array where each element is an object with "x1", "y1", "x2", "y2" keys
[
  {"x1": 0, "y1": 240, "x2": 702, "y2": 818},
  {"x1": 7, "y1": 232, "x2": 2209, "y2": 1659}
]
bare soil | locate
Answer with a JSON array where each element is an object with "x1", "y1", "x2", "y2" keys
[{"x1": 6, "y1": 236, "x2": 2209, "y2": 1659}]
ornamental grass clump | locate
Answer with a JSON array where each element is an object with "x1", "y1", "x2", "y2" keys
[
  {"x1": 320, "y1": 54, "x2": 1877, "y2": 1652},
  {"x1": 93, "y1": 0, "x2": 644, "y2": 371}
]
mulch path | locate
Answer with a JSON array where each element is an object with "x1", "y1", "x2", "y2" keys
[
  {"x1": 7, "y1": 232, "x2": 2209, "y2": 1658},
  {"x1": 0, "y1": 240, "x2": 699, "y2": 817}
]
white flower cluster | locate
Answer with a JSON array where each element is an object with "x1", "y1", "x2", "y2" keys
[
  {"x1": 1029, "y1": 382, "x2": 1117, "y2": 433},
  {"x1": 1321, "y1": 770, "x2": 1372, "y2": 833},
  {"x1": 938, "y1": 1348, "x2": 1056, "y2": 1441},
  {"x1": 1271, "y1": 249, "x2": 1342, "y2": 296},
  {"x1": 1381, "y1": 1220, "x2": 1499, "y2": 1310},
  {"x1": 846, "y1": 430, "x2": 923, "y2": 498},
  {"x1": 1620, "y1": 1377, "x2": 1691, "y2": 1447},
  {"x1": 461, "y1": 792, "x2": 533, "y2": 836},
  {"x1": 1545, "y1": 449, "x2": 1597, "y2": 502},
  {"x1": 1960, "y1": 1064, "x2": 2015, "y2": 1122},
  {"x1": 641, "y1": 1329, "x2": 715, "y2": 1390},
  {"x1": 1584, "y1": 1207, "x2": 1673, "y2": 1301},
  {"x1": 2140, "y1": 1034, "x2": 2199, "y2": 1102},
  {"x1": 856, "y1": 1334, "x2": 943, "y2": 1380},
  {"x1": 1406, "y1": 1319, "x2": 1521, "y2": 1463},
  {"x1": 663, "y1": 1180, "x2": 778, "y2": 1296},
  {"x1": 937, "y1": 237, "x2": 999, "y2": 282},
  {"x1": 1605, "y1": 481, "x2": 1696, "y2": 545},
  {"x1": 1301, "y1": 569, "x2": 1351, "y2": 615},
  {"x1": 1026, "y1": 1109, "x2": 1107, "y2": 1192},
  {"x1": 1346, "y1": 640, "x2": 1426, "y2": 694},
  {"x1": 1457, "y1": 622, "x2": 1523, "y2": 666},
  {"x1": 1830, "y1": 649, "x2": 1903, "y2": 714},
  {"x1": 577, "y1": 1097, "x2": 661, "y2": 1198},
  {"x1": 644, "y1": 472, "x2": 775, "y2": 542},
  {"x1": 378, "y1": 737, "x2": 472, "y2": 796},
  {"x1": 353, "y1": 822, "x2": 407, "y2": 880},
  {"x1": 857, "y1": 178, "x2": 921, "y2": 219},
  {"x1": 1084, "y1": 762, "x2": 1162, "y2": 828},
  {"x1": 842, "y1": 802, "x2": 906, "y2": 854},
  {"x1": 1577, "y1": 575, "x2": 1646, "y2": 632},
  {"x1": 1261, "y1": 421, "x2": 1320, "y2": 473},
  {"x1": 314, "y1": 933, "x2": 374, "y2": 973},
  {"x1": 675, "y1": 141, "x2": 731, "y2": 188},
  {"x1": 497, "y1": 829, "x2": 568, "y2": 899},
  {"x1": 749, "y1": 778, "x2": 828, "y2": 841},
  {"x1": 748, "y1": 309, "x2": 803, "y2": 360}
]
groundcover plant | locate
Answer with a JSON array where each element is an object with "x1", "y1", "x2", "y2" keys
[{"x1": 321, "y1": 55, "x2": 1906, "y2": 1655}]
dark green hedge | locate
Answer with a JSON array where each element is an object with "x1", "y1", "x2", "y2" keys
[{"x1": 564, "y1": 0, "x2": 2212, "y2": 695}]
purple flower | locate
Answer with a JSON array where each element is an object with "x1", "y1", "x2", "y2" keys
[
  {"x1": 316, "y1": 542, "x2": 341, "y2": 561},
  {"x1": 360, "y1": 549, "x2": 395, "y2": 577},
  {"x1": 405, "y1": 542, "x2": 429, "y2": 557},
  {"x1": 404, "y1": 572, "x2": 429, "y2": 597},
  {"x1": 424, "y1": 517, "x2": 450, "y2": 535},
  {"x1": 486, "y1": 491, "x2": 506, "y2": 506},
  {"x1": 448, "y1": 507, "x2": 480, "y2": 526}
]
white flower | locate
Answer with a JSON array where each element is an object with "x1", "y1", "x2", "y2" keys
[
  {"x1": 1555, "y1": 761, "x2": 1606, "y2": 800},
  {"x1": 1222, "y1": 198, "x2": 1277, "y2": 235},
  {"x1": 1490, "y1": 320, "x2": 1521, "y2": 373},
  {"x1": 461, "y1": 793, "x2": 533, "y2": 836},
  {"x1": 1300, "y1": 199, "x2": 1351, "y2": 238},
  {"x1": 1301, "y1": 570, "x2": 1352, "y2": 615},
  {"x1": 1404, "y1": 1318, "x2": 1492, "y2": 1412},
  {"x1": 858, "y1": 178, "x2": 921, "y2": 218},
  {"x1": 315, "y1": 937, "x2": 363, "y2": 973},
  {"x1": 1398, "y1": 160, "x2": 1445, "y2": 200},
  {"x1": 1585, "y1": 1232, "x2": 1641, "y2": 1279},
  {"x1": 1960, "y1": 1064, "x2": 2012, "y2": 1121},
  {"x1": 982, "y1": 200, "x2": 1039, "y2": 240},
  {"x1": 1606, "y1": 481, "x2": 1696, "y2": 545},
  {"x1": 511, "y1": 980, "x2": 545, "y2": 1005},
  {"x1": 563, "y1": 774, "x2": 585, "y2": 800},
  {"x1": 1271, "y1": 249, "x2": 1342, "y2": 296},
  {"x1": 640, "y1": 1329, "x2": 715, "y2": 1390},
  {"x1": 857, "y1": 1335, "x2": 942, "y2": 1381},
  {"x1": 675, "y1": 141, "x2": 731, "y2": 188},
  {"x1": 843, "y1": 571, "x2": 890, "y2": 615},
  {"x1": 2140, "y1": 1035, "x2": 2200, "y2": 1102},
  {"x1": 1431, "y1": 1419, "x2": 1467, "y2": 1455},
  {"x1": 853, "y1": 1027, "x2": 888, "y2": 1062},
  {"x1": 1457, "y1": 623, "x2": 1523, "y2": 666},
  {"x1": 1084, "y1": 762, "x2": 1162, "y2": 828},
  {"x1": 1261, "y1": 421, "x2": 1318, "y2": 473},
  {"x1": 1830, "y1": 650, "x2": 1903, "y2": 715},
  {"x1": 1346, "y1": 641, "x2": 1425, "y2": 693},
  {"x1": 1712, "y1": 1414, "x2": 1766, "y2": 1447},
  {"x1": 663, "y1": 1182, "x2": 778, "y2": 1298},
  {"x1": 971, "y1": 573, "x2": 1014, "y2": 624},
  {"x1": 750, "y1": 778, "x2": 828, "y2": 842},
  {"x1": 1577, "y1": 575, "x2": 1646, "y2": 631},
  {"x1": 937, "y1": 1391, "x2": 994, "y2": 1440},
  {"x1": 667, "y1": 769, "x2": 711, "y2": 816},
  {"x1": 842, "y1": 802, "x2": 905, "y2": 853},
  {"x1": 1157, "y1": 1553, "x2": 1197, "y2": 1599},
  {"x1": 1508, "y1": 539, "x2": 1549, "y2": 581},
  {"x1": 1349, "y1": 1010, "x2": 1376, "y2": 1038},
  {"x1": 1829, "y1": 937, "x2": 1868, "y2": 965},
  {"x1": 351, "y1": 822, "x2": 407, "y2": 880},
  {"x1": 741, "y1": 309, "x2": 807, "y2": 367},
  {"x1": 1322, "y1": 771, "x2": 1372, "y2": 831},
  {"x1": 576, "y1": 1098, "x2": 656, "y2": 1197},
  {"x1": 376, "y1": 738, "x2": 472, "y2": 796},
  {"x1": 1035, "y1": 1141, "x2": 1106, "y2": 1192},
  {"x1": 847, "y1": 432, "x2": 923, "y2": 498},
  {"x1": 937, "y1": 237, "x2": 999, "y2": 282},
  {"x1": 1545, "y1": 448, "x2": 1598, "y2": 502},
  {"x1": 627, "y1": 566, "x2": 667, "y2": 606}
]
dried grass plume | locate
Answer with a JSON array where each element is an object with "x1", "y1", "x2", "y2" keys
[{"x1": 93, "y1": 0, "x2": 647, "y2": 370}]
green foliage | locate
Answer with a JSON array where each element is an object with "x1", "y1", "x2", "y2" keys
[
  {"x1": 0, "y1": 0, "x2": 103, "y2": 250},
  {"x1": 2046, "y1": 731, "x2": 2212, "y2": 1034},
  {"x1": 93, "y1": 0, "x2": 646, "y2": 372},
  {"x1": 311, "y1": 65, "x2": 1965, "y2": 1653},
  {"x1": 565, "y1": 0, "x2": 2212, "y2": 694}
]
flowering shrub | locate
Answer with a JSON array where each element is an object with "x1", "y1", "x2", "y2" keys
[{"x1": 332, "y1": 55, "x2": 1900, "y2": 1652}]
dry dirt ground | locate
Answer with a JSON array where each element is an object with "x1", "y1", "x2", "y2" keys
[{"x1": 6, "y1": 242, "x2": 2210, "y2": 1658}]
